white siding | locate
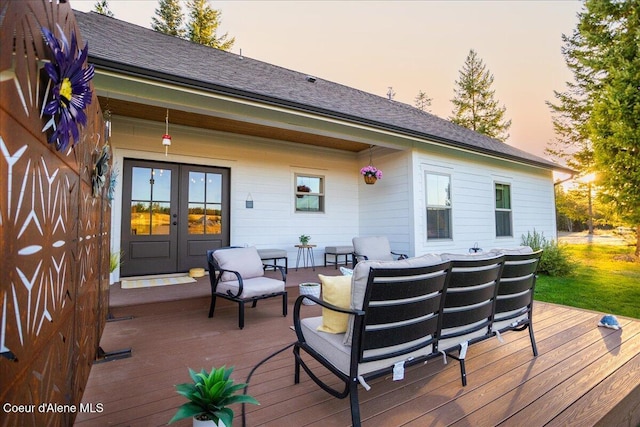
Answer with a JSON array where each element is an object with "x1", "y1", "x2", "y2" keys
[
  {"x1": 358, "y1": 149, "x2": 413, "y2": 256},
  {"x1": 109, "y1": 116, "x2": 360, "y2": 275},
  {"x1": 412, "y1": 148, "x2": 556, "y2": 255},
  {"x1": 108, "y1": 116, "x2": 557, "y2": 278}
]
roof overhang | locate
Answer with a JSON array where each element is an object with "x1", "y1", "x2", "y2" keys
[{"x1": 91, "y1": 59, "x2": 573, "y2": 173}]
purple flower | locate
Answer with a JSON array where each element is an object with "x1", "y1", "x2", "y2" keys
[
  {"x1": 42, "y1": 25, "x2": 94, "y2": 152},
  {"x1": 360, "y1": 165, "x2": 383, "y2": 179}
]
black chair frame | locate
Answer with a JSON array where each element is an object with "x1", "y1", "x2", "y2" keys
[
  {"x1": 439, "y1": 255, "x2": 505, "y2": 386},
  {"x1": 293, "y1": 261, "x2": 452, "y2": 426},
  {"x1": 207, "y1": 248, "x2": 287, "y2": 329},
  {"x1": 494, "y1": 250, "x2": 543, "y2": 356}
]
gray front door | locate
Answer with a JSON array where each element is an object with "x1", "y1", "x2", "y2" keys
[{"x1": 120, "y1": 159, "x2": 229, "y2": 277}]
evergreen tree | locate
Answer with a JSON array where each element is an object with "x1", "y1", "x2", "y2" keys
[
  {"x1": 414, "y1": 90, "x2": 432, "y2": 112},
  {"x1": 582, "y1": 0, "x2": 640, "y2": 255},
  {"x1": 93, "y1": 0, "x2": 114, "y2": 17},
  {"x1": 152, "y1": 0, "x2": 185, "y2": 38},
  {"x1": 186, "y1": 0, "x2": 235, "y2": 50},
  {"x1": 449, "y1": 49, "x2": 511, "y2": 141}
]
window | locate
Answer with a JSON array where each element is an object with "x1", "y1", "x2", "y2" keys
[
  {"x1": 295, "y1": 174, "x2": 324, "y2": 213},
  {"x1": 426, "y1": 173, "x2": 451, "y2": 239},
  {"x1": 495, "y1": 182, "x2": 512, "y2": 237}
]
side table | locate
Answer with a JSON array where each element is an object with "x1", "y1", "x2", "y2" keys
[{"x1": 295, "y1": 244, "x2": 316, "y2": 271}]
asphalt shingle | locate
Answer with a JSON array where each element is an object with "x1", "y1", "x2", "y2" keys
[{"x1": 74, "y1": 11, "x2": 564, "y2": 171}]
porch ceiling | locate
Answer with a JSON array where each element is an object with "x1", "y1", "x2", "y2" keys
[{"x1": 99, "y1": 97, "x2": 370, "y2": 153}]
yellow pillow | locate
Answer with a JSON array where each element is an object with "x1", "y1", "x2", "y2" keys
[{"x1": 316, "y1": 274, "x2": 352, "y2": 334}]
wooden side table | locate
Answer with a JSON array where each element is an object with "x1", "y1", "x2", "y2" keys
[{"x1": 295, "y1": 244, "x2": 316, "y2": 271}]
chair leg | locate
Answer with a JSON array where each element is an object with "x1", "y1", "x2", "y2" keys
[
  {"x1": 459, "y1": 358, "x2": 467, "y2": 387},
  {"x1": 251, "y1": 300, "x2": 258, "y2": 308},
  {"x1": 293, "y1": 345, "x2": 301, "y2": 384},
  {"x1": 282, "y1": 292, "x2": 288, "y2": 317},
  {"x1": 528, "y1": 324, "x2": 538, "y2": 356},
  {"x1": 208, "y1": 294, "x2": 217, "y2": 318},
  {"x1": 349, "y1": 378, "x2": 362, "y2": 427},
  {"x1": 238, "y1": 302, "x2": 245, "y2": 329}
]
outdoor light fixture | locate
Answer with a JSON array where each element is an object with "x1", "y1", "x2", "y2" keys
[{"x1": 162, "y1": 109, "x2": 172, "y2": 156}]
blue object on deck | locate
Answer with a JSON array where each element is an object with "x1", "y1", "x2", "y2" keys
[{"x1": 598, "y1": 314, "x2": 621, "y2": 330}]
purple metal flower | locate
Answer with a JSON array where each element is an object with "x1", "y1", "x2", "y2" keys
[{"x1": 42, "y1": 25, "x2": 95, "y2": 152}]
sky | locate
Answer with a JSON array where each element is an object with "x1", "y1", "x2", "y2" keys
[{"x1": 70, "y1": 0, "x2": 584, "y2": 158}]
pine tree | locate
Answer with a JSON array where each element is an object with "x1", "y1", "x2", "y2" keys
[
  {"x1": 414, "y1": 90, "x2": 432, "y2": 112},
  {"x1": 449, "y1": 49, "x2": 511, "y2": 142},
  {"x1": 550, "y1": 0, "x2": 639, "y2": 256},
  {"x1": 94, "y1": 0, "x2": 114, "y2": 17},
  {"x1": 186, "y1": 0, "x2": 235, "y2": 51},
  {"x1": 152, "y1": 0, "x2": 185, "y2": 38},
  {"x1": 583, "y1": 0, "x2": 640, "y2": 255}
]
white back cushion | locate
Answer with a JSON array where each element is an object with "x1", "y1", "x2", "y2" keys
[
  {"x1": 352, "y1": 236, "x2": 394, "y2": 261},
  {"x1": 213, "y1": 247, "x2": 265, "y2": 282},
  {"x1": 343, "y1": 253, "x2": 444, "y2": 345}
]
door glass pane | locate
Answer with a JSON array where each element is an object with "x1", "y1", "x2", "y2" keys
[
  {"x1": 188, "y1": 203, "x2": 206, "y2": 234},
  {"x1": 189, "y1": 172, "x2": 206, "y2": 203},
  {"x1": 151, "y1": 202, "x2": 171, "y2": 235},
  {"x1": 130, "y1": 201, "x2": 151, "y2": 235},
  {"x1": 205, "y1": 204, "x2": 222, "y2": 234},
  {"x1": 131, "y1": 167, "x2": 151, "y2": 200},
  {"x1": 130, "y1": 166, "x2": 171, "y2": 235},
  {"x1": 152, "y1": 168, "x2": 171, "y2": 201},
  {"x1": 189, "y1": 172, "x2": 223, "y2": 235},
  {"x1": 206, "y1": 174, "x2": 222, "y2": 203}
]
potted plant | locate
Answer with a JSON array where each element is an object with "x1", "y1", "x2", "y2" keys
[
  {"x1": 296, "y1": 184, "x2": 311, "y2": 198},
  {"x1": 169, "y1": 366, "x2": 259, "y2": 427},
  {"x1": 360, "y1": 165, "x2": 383, "y2": 185},
  {"x1": 299, "y1": 234, "x2": 311, "y2": 245}
]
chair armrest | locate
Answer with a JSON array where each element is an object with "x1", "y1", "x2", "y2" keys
[
  {"x1": 293, "y1": 295, "x2": 364, "y2": 343},
  {"x1": 215, "y1": 268, "x2": 244, "y2": 297},
  {"x1": 262, "y1": 263, "x2": 287, "y2": 282},
  {"x1": 391, "y1": 251, "x2": 408, "y2": 260}
]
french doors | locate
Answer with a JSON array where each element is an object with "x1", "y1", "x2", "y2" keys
[{"x1": 120, "y1": 159, "x2": 230, "y2": 277}]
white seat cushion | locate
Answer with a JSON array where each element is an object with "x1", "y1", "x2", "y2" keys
[
  {"x1": 489, "y1": 246, "x2": 534, "y2": 255},
  {"x1": 301, "y1": 316, "x2": 436, "y2": 377},
  {"x1": 215, "y1": 276, "x2": 284, "y2": 299}
]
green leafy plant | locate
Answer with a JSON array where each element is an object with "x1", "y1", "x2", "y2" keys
[
  {"x1": 521, "y1": 229, "x2": 575, "y2": 276},
  {"x1": 299, "y1": 234, "x2": 311, "y2": 245},
  {"x1": 169, "y1": 366, "x2": 259, "y2": 426},
  {"x1": 109, "y1": 251, "x2": 123, "y2": 273}
]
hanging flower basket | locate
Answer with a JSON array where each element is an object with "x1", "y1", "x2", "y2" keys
[{"x1": 360, "y1": 165, "x2": 382, "y2": 185}]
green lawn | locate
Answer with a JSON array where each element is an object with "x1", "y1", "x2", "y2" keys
[{"x1": 534, "y1": 244, "x2": 640, "y2": 319}]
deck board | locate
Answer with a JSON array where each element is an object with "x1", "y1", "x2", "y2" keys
[{"x1": 75, "y1": 267, "x2": 640, "y2": 426}]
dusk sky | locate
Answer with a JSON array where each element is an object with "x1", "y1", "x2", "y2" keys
[{"x1": 71, "y1": 0, "x2": 584, "y2": 158}]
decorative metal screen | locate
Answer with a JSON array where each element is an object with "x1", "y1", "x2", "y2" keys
[{"x1": 1, "y1": 1, "x2": 110, "y2": 425}]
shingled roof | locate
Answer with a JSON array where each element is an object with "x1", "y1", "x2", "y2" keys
[{"x1": 75, "y1": 11, "x2": 565, "y2": 171}]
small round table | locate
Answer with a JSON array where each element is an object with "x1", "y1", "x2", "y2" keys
[{"x1": 295, "y1": 244, "x2": 316, "y2": 271}]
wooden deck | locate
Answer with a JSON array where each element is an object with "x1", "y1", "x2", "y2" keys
[{"x1": 75, "y1": 266, "x2": 640, "y2": 427}]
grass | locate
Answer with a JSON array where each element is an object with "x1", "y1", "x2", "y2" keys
[{"x1": 535, "y1": 244, "x2": 640, "y2": 319}]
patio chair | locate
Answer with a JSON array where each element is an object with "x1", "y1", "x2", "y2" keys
[
  {"x1": 293, "y1": 255, "x2": 451, "y2": 427},
  {"x1": 438, "y1": 254, "x2": 505, "y2": 386},
  {"x1": 491, "y1": 249, "x2": 543, "y2": 356},
  {"x1": 207, "y1": 247, "x2": 287, "y2": 329},
  {"x1": 351, "y1": 236, "x2": 408, "y2": 267}
]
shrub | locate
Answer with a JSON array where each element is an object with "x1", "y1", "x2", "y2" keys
[{"x1": 521, "y1": 229, "x2": 575, "y2": 276}]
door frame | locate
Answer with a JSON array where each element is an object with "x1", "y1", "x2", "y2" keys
[{"x1": 120, "y1": 158, "x2": 230, "y2": 277}]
